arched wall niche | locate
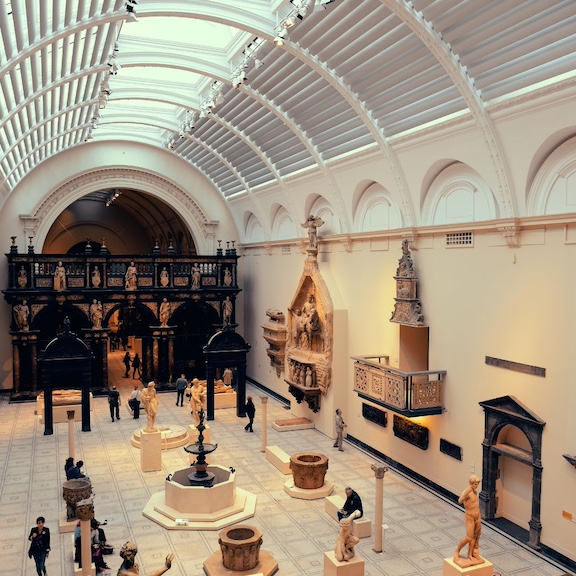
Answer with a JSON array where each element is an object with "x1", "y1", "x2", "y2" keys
[
  {"x1": 270, "y1": 205, "x2": 297, "y2": 241},
  {"x1": 527, "y1": 135, "x2": 576, "y2": 216},
  {"x1": 308, "y1": 196, "x2": 341, "y2": 236},
  {"x1": 420, "y1": 159, "x2": 459, "y2": 210},
  {"x1": 353, "y1": 181, "x2": 403, "y2": 232},
  {"x1": 421, "y1": 163, "x2": 498, "y2": 226},
  {"x1": 245, "y1": 212, "x2": 265, "y2": 243},
  {"x1": 20, "y1": 168, "x2": 218, "y2": 254},
  {"x1": 525, "y1": 128, "x2": 576, "y2": 199}
]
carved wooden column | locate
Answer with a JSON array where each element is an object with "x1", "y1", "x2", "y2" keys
[
  {"x1": 11, "y1": 336, "x2": 20, "y2": 394},
  {"x1": 101, "y1": 336, "x2": 108, "y2": 389},
  {"x1": 372, "y1": 463, "x2": 388, "y2": 553},
  {"x1": 168, "y1": 330, "x2": 175, "y2": 383},
  {"x1": 30, "y1": 337, "x2": 38, "y2": 392},
  {"x1": 260, "y1": 396, "x2": 268, "y2": 453}
]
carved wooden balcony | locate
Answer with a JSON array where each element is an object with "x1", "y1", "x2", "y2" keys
[{"x1": 351, "y1": 355, "x2": 445, "y2": 417}]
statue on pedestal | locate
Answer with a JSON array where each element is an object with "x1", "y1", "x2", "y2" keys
[
  {"x1": 160, "y1": 267, "x2": 169, "y2": 287},
  {"x1": 141, "y1": 382, "x2": 158, "y2": 432},
  {"x1": 13, "y1": 299, "x2": 30, "y2": 331},
  {"x1": 191, "y1": 264, "x2": 201, "y2": 290},
  {"x1": 125, "y1": 261, "x2": 138, "y2": 290},
  {"x1": 17, "y1": 265, "x2": 27, "y2": 288},
  {"x1": 159, "y1": 298, "x2": 171, "y2": 327},
  {"x1": 334, "y1": 515, "x2": 359, "y2": 562},
  {"x1": 91, "y1": 265, "x2": 101, "y2": 287},
  {"x1": 453, "y1": 475, "x2": 484, "y2": 566},
  {"x1": 301, "y1": 215, "x2": 324, "y2": 250},
  {"x1": 53, "y1": 261, "x2": 67, "y2": 291},
  {"x1": 90, "y1": 299, "x2": 103, "y2": 329},
  {"x1": 189, "y1": 378, "x2": 206, "y2": 426}
]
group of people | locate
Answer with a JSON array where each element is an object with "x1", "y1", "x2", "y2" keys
[
  {"x1": 123, "y1": 351, "x2": 141, "y2": 379},
  {"x1": 64, "y1": 457, "x2": 86, "y2": 480},
  {"x1": 74, "y1": 518, "x2": 111, "y2": 573}
]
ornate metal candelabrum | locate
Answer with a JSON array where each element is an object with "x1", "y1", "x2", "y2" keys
[{"x1": 184, "y1": 408, "x2": 218, "y2": 486}]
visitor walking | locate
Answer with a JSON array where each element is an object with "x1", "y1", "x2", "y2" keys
[
  {"x1": 132, "y1": 353, "x2": 141, "y2": 379},
  {"x1": 129, "y1": 384, "x2": 141, "y2": 419},
  {"x1": 28, "y1": 516, "x2": 50, "y2": 576},
  {"x1": 108, "y1": 385, "x2": 121, "y2": 421},
  {"x1": 175, "y1": 374, "x2": 187, "y2": 406},
  {"x1": 244, "y1": 396, "x2": 256, "y2": 432},
  {"x1": 333, "y1": 408, "x2": 346, "y2": 451},
  {"x1": 122, "y1": 351, "x2": 131, "y2": 377}
]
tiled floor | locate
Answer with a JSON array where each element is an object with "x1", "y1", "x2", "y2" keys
[{"x1": 1, "y1": 350, "x2": 573, "y2": 576}]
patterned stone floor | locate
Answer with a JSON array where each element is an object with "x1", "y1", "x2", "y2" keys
[{"x1": 0, "y1": 350, "x2": 573, "y2": 575}]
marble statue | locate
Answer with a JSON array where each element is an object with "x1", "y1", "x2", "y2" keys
[
  {"x1": 53, "y1": 261, "x2": 67, "y2": 291},
  {"x1": 91, "y1": 265, "x2": 101, "y2": 287},
  {"x1": 160, "y1": 267, "x2": 169, "y2": 287},
  {"x1": 17, "y1": 265, "x2": 27, "y2": 288},
  {"x1": 191, "y1": 264, "x2": 201, "y2": 289},
  {"x1": 334, "y1": 515, "x2": 360, "y2": 562},
  {"x1": 223, "y1": 267, "x2": 232, "y2": 287},
  {"x1": 222, "y1": 296, "x2": 233, "y2": 324},
  {"x1": 117, "y1": 541, "x2": 173, "y2": 576},
  {"x1": 159, "y1": 298, "x2": 171, "y2": 327},
  {"x1": 13, "y1": 299, "x2": 30, "y2": 331},
  {"x1": 90, "y1": 299, "x2": 103, "y2": 329},
  {"x1": 189, "y1": 378, "x2": 206, "y2": 426},
  {"x1": 301, "y1": 214, "x2": 324, "y2": 250},
  {"x1": 453, "y1": 475, "x2": 483, "y2": 566},
  {"x1": 141, "y1": 382, "x2": 158, "y2": 432},
  {"x1": 125, "y1": 261, "x2": 138, "y2": 290}
]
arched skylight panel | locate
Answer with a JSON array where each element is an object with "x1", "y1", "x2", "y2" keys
[
  {"x1": 472, "y1": 41, "x2": 576, "y2": 102},
  {"x1": 383, "y1": 92, "x2": 464, "y2": 137}
]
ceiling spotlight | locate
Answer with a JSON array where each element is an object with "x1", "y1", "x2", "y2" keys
[
  {"x1": 84, "y1": 134, "x2": 93, "y2": 143},
  {"x1": 113, "y1": 42, "x2": 119, "y2": 52},
  {"x1": 125, "y1": 0, "x2": 137, "y2": 12},
  {"x1": 253, "y1": 58, "x2": 264, "y2": 69},
  {"x1": 284, "y1": 15, "x2": 296, "y2": 27},
  {"x1": 232, "y1": 72, "x2": 246, "y2": 89},
  {"x1": 274, "y1": 28, "x2": 288, "y2": 46}
]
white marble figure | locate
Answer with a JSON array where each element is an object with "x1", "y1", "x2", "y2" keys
[
  {"x1": 159, "y1": 298, "x2": 171, "y2": 327},
  {"x1": 53, "y1": 261, "x2": 66, "y2": 291},
  {"x1": 191, "y1": 264, "x2": 201, "y2": 289},
  {"x1": 90, "y1": 299, "x2": 103, "y2": 329},
  {"x1": 223, "y1": 267, "x2": 232, "y2": 286},
  {"x1": 13, "y1": 300, "x2": 30, "y2": 331},
  {"x1": 125, "y1": 261, "x2": 138, "y2": 290},
  {"x1": 160, "y1": 267, "x2": 169, "y2": 287},
  {"x1": 91, "y1": 265, "x2": 101, "y2": 287},
  {"x1": 334, "y1": 514, "x2": 360, "y2": 562}
]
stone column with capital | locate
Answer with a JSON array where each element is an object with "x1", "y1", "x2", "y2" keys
[
  {"x1": 260, "y1": 396, "x2": 268, "y2": 453},
  {"x1": 372, "y1": 463, "x2": 388, "y2": 553},
  {"x1": 67, "y1": 410, "x2": 76, "y2": 459}
]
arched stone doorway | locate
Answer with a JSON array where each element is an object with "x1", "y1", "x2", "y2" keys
[{"x1": 478, "y1": 395, "x2": 546, "y2": 549}]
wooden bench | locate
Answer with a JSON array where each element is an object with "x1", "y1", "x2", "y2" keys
[
  {"x1": 324, "y1": 494, "x2": 372, "y2": 538},
  {"x1": 265, "y1": 445, "x2": 291, "y2": 474}
]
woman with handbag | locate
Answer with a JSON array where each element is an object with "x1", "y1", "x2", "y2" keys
[{"x1": 28, "y1": 516, "x2": 50, "y2": 576}]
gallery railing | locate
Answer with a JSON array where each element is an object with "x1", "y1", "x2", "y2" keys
[{"x1": 351, "y1": 355, "x2": 445, "y2": 417}]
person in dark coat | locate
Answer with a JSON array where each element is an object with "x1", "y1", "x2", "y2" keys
[
  {"x1": 28, "y1": 516, "x2": 50, "y2": 576},
  {"x1": 337, "y1": 487, "x2": 363, "y2": 521},
  {"x1": 108, "y1": 386, "x2": 121, "y2": 421},
  {"x1": 122, "y1": 351, "x2": 131, "y2": 377},
  {"x1": 132, "y1": 353, "x2": 141, "y2": 379},
  {"x1": 244, "y1": 396, "x2": 256, "y2": 432},
  {"x1": 64, "y1": 456, "x2": 74, "y2": 480}
]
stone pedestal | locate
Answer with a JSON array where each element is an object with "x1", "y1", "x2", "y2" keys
[
  {"x1": 140, "y1": 429, "x2": 162, "y2": 472},
  {"x1": 284, "y1": 479, "x2": 334, "y2": 500},
  {"x1": 443, "y1": 558, "x2": 493, "y2": 576},
  {"x1": 324, "y1": 551, "x2": 364, "y2": 576}
]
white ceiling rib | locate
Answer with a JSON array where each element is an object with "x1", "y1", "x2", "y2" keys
[{"x1": 0, "y1": 0, "x2": 574, "y2": 210}]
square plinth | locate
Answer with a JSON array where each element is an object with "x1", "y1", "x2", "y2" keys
[
  {"x1": 324, "y1": 551, "x2": 364, "y2": 576},
  {"x1": 140, "y1": 429, "x2": 162, "y2": 472},
  {"x1": 444, "y1": 558, "x2": 493, "y2": 576},
  {"x1": 265, "y1": 446, "x2": 291, "y2": 474}
]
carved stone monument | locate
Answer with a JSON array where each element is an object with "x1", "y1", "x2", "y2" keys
[
  {"x1": 390, "y1": 239, "x2": 425, "y2": 326},
  {"x1": 262, "y1": 309, "x2": 288, "y2": 376},
  {"x1": 285, "y1": 216, "x2": 333, "y2": 412}
]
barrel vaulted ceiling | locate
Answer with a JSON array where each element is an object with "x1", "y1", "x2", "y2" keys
[{"x1": 1, "y1": 0, "x2": 575, "y2": 214}]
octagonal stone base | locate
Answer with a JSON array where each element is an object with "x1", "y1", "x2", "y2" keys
[
  {"x1": 284, "y1": 479, "x2": 334, "y2": 500},
  {"x1": 143, "y1": 465, "x2": 257, "y2": 530},
  {"x1": 131, "y1": 424, "x2": 189, "y2": 449}
]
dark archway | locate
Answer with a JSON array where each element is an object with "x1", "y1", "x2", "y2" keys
[
  {"x1": 170, "y1": 300, "x2": 220, "y2": 379},
  {"x1": 32, "y1": 302, "x2": 91, "y2": 353},
  {"x1": 479, "y1": 395, "x2": 546, "y2": 550}
]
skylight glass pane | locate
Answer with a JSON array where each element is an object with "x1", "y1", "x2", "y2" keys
[{"x1": 129, "y1": 17, "x2": 237, "y2": 49}]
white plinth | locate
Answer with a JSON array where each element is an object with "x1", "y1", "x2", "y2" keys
[
  {"x1": 444, "y1": 558, "x2": 493, "y2": 576},
  {"x1": 284, "y1": 479, "x2": 334, "y2": 500},
  {"x1": 140, "y1": 429, "x2": 162, "y2": 472},
  {"x1": 324, "y1": 551, "x2": 364, "y2": 576},
  {"x1": 265, "y1": 446, "x2": 291, "y2": 474},
  {"x1": 215, "y1": 392, "x2": 237, "y2": 409}
]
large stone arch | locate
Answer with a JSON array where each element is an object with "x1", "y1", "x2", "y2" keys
[{"x1": 20, "y1": 168, "x2": 219, "y2": 254}]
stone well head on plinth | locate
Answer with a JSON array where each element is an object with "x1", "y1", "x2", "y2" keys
[
  {"x1": 219, "y1": 524, "x2": 263, "y2": 571},
  {"x1": 165, "y1": 465, "x2": 235, "y2": 514},
  {"x1": 290, "y1": 452, "x2": 328, "y2": 489}
]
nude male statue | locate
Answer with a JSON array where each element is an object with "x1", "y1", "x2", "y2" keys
[
  {"x1": 117, "y1": 541, "x2": 173, "y2": 576},
  {"x1": 454, "y1": 474, "x2": 483, "y2": 565}
]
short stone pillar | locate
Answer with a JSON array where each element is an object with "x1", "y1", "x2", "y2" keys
[
  {"x1": 260, "y1": 396, "x2": 268, "y2": 453},
  {"x1": 67, "y1": 409, "x2": 76, "y2": 459},
  {"x1": 140, "y1": 429, "x2": 162, "y2": 472},
  {"x1": 76, "y1": 497, "x2": 94, "y2": 576},
  {"x1": 371, "y1": 463, "x2": 388, "y2": 553},
  {"x1": 219, "y1": 524, "x2": 263, "y2": 571}
]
